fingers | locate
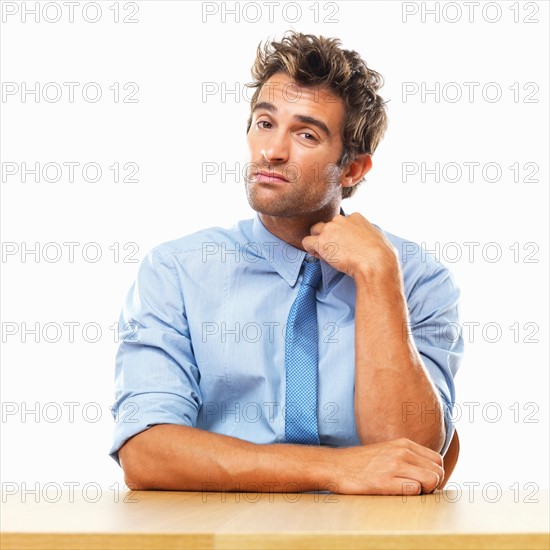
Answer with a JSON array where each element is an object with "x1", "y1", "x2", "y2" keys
[
  {"x1": 391, "y1": 439, "x2": 444, "y2": 494},
  {"x1": 395, "y1": 463, "x2": 441, "y2": 494},
  {"x1": 338, "y1": 439, "x2": 446, "y2": 496},
  {"x1": 396, "y1": 437, "x2": 444, "y2": 467},
  {"x1": 364, "y1": 439, "x2": 444, "y2": 495},
  {"x1": 435, "y1": 475, "x2": 446, "y2": 492},
  {"x1": 309, "y1": 221, "x2": 325, "y2": 236},
  {"x1": 309, "y1": 214, "x2": 350, "y2": 235},
  {"x1": 301, "y1": 236, "x2": 319, "y2": 256},
  {"x1": 415, "y1": 456, "x2": 444, "y2": 483}
]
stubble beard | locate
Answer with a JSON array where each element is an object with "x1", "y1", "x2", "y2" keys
[{"x1": 245, "y1": 165, "x2": 343, "y2": 218}]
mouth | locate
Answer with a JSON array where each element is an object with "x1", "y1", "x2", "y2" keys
[{"x1": 252, "y1": 171, "x2": 289, "y2": 184}]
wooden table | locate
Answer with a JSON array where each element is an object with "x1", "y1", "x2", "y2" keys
[{"x1": 1, "y1": 489, "x2": 549, "y2": 549}]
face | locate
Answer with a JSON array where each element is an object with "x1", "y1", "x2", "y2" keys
[{"x1": 245, "y1": 72, "x2": 348, "y2": 218}]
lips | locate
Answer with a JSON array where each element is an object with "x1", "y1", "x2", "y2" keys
[{"x1": 253, "y1": 170, "x2": 289, "y2": 183}]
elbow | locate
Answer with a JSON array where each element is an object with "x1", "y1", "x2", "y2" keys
[
  {"x1": 402, "y1": 425, "x2": 446, "y2": 453},
  {"x1": 117, "y1": 425, "x2": 198, "y2": 491},
  {"x1": 118, "y1": 437, "x2": 155, "y2": 490},
  {"x1": 409, "y1": 425, "x2": 446, "y2": 453}
]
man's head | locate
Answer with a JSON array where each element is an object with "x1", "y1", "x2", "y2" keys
[{"x1": 245, "y1": 31, "x2": 388, "y2": 208}]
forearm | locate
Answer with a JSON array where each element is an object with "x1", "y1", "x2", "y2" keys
[
  {"x1": 302, "y1": 212, "x2": 447, "y2": 451},
  {"x1": 354, "y1": 268, "x2": 445, "y2": 451},
  {"x1": 119, "y1": 424, "x2": 337, "y2": 492},
  {"x1": 119, "y1": 424, "x2": 445, "y2": 495}
]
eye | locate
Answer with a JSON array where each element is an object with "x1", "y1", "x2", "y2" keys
[
  {"x1": 256, "y1": 120, "x2": 272, "y2": 129},
  {"x1": 299, "y1": 131, "x2": 319, "y2": 142}
]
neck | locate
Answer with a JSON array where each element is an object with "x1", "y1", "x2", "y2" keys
[{"x1": 259, "y1": 204, "x2": 342, "y2": 251}]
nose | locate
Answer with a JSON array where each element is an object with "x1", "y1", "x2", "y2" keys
[{"x1": 261, "y1": 130, "x2": 289, "y2": 164}]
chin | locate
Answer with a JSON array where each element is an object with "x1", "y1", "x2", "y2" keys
[
  {"x1": 245, "y1": 183, "x2": 335, "y2": 219},
  {"x1": 249, "y1": 197, "x2": 300, "y2": 217},
  {"x1": 245, "y1": 186, "x2": 289, "y2": 216}
]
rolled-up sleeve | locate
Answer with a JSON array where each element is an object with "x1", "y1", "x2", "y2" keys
[
  {"x1": 109, "y1": 248, "x2": 201, "y2": 465},
  {"x1": 407, "y1": 263, "x2": 464, "y2": 455}
]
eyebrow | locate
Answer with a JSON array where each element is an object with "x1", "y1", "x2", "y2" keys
[{"x1": 252, "y1": 101, "x2": 332, "y2": 138}]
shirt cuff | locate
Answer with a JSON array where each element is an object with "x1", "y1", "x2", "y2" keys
[
  {"x1": 416, "y1": 354, "x2": 456, "y2": 455},
  {"x1": 109, "y1": 392, "x2": 196, "y2": 466},
  {"x1": 440, "y1": 396, "x2": 455, "y2": 456}
]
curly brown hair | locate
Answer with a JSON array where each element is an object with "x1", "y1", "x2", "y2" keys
[{"x1": 246, "y1": 31, "x2": 388, "y2": 199}]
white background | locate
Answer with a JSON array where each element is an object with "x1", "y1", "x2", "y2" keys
[{"x1": 1, "y1": 0, "x2": 548, "y2": 497}]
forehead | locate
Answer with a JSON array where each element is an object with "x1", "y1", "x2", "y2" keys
[{"x1": 256, "y1": 72, "x2": 345, "y2": 128}]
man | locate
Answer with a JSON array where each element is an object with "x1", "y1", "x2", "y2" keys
[{"x1": 110, "y1": 32, "x2": 463, "y2": 495}]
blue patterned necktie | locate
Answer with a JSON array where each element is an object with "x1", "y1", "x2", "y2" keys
[{"x1": 285, "y1": 256, "x2": 322, "y2": 445}]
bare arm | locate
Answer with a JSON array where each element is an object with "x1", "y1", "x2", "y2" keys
[
  {"x1": 353, "y1": 266, "x2": 445, "y2": 450},
  {"x1": 304, "y1": 213, "x2": 445, "y2": 452},
  {"x1": 119, "y1": 424, "x2": 444, "y2": 495}
]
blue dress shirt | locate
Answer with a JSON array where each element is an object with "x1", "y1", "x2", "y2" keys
[{"x1": 110, "y1": 213, "x2": 463, "y2": 464}]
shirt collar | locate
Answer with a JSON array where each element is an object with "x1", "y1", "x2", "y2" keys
[{"x1": 252, "y1": 212, "x2": 344, "y2": 292}]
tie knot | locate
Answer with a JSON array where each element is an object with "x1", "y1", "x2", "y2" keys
[{"x1": 301, "y1": 258, "x2": 322, "y2": 289}]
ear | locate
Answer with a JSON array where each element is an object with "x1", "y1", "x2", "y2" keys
[{"x1": 340, "y1": 154, "x2": 373, "y2": 189}]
